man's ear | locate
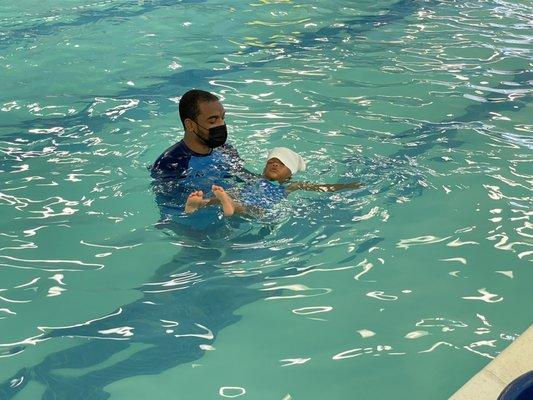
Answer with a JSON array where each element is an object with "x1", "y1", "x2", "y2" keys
[{"x1": 184, "y1": 118, "x2": 195, "y2": 133}]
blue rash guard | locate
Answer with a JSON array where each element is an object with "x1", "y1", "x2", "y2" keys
[
  {"x1": 150, "y1": 140, "x2": 244, "y2": 183},
  {"x1": 237, "y1": 178, "x2": 287, "y2": 209},
  {"x1": 150, "y1": 140, "x2": 256, "y2": 224}
]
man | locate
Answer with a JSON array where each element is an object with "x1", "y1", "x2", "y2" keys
[
  {"x1": 151, "y1": 89, "x2": 244, "y2": 181},
  {"x1": 150, "y1": 89, "x2": 250, "y2": 224}
]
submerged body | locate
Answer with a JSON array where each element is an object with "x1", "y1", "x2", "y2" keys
[{"x1": 185, "y1": 147, "x2": 362, "y2": 217}]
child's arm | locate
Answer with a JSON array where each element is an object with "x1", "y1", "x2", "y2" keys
[{"x1": 285, "y1": 181, "x2": 363, "y2": 193}]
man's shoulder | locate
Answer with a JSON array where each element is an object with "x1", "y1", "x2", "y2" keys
[
  {"x1": 150, "y1": 140, "x2": 191, "y2": 175},
  {"x1": 162, "y1": 140, "x2": 190, "y2": 157}
]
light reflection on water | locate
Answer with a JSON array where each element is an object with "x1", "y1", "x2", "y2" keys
[{"x1": 0, "y1": 0, "x2": 532, "y2": 398}]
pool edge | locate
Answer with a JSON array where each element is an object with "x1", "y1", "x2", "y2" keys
[{"x1": 450, "y1": 325, "x2": 533, "y2": 400}]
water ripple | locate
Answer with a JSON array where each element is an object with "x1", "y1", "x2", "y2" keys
[{"x1": 0, "y1": 255, "x2": 104, "y2": 272}]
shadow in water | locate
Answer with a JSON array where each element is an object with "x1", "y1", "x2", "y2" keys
[{"x1": 0, "y1": 219, "x2": 302, "y2": 400}]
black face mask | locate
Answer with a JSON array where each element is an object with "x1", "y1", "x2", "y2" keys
[{"x1": 193, "y1": 121, "x2": 228, "y2": 149}]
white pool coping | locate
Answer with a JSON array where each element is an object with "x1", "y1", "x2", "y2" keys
[{"x1": 450, "y1": 325, "x2": 533, "y2": 400}]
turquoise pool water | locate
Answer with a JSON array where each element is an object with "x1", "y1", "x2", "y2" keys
[{"x1": 1, "y1": 0, "x2": 531, "y2": 398}]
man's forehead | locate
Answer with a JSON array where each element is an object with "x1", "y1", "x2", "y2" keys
[{"x1": 198, "y1": 100, "x2": 224, "y2": 116}]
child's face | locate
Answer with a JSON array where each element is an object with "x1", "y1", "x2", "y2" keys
[{"x1": 263, "y1": 158, "x2": 292, "y2": 182}]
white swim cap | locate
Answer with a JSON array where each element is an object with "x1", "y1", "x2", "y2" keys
[{"x1": 267, "y1": 147, "x2": 306, "y2": 174}]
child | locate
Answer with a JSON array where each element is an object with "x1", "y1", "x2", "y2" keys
[{"x1": 184, "y1": 147, "x2": 362, "y2": 217}]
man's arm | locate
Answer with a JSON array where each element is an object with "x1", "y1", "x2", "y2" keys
[{"x1": 286, "y1": 181, "x2": 363, "y2": 193}]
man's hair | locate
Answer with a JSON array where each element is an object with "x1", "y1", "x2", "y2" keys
[{"x1": 179, "y1": 89, "x2": 219, "y2": 127}]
